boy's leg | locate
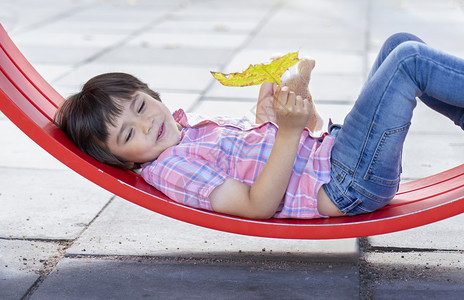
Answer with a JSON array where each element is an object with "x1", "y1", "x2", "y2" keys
[
  {"x1": 420, "y1": 93, "x2": 464, "y2": 129},
  {"x1": 324, "y1": 41, "x2": 464, "y2": 215},
  {"x1": 370, "y1": 33, "x2": 464, "y2": 129},
  {"x1": 367, "y1": 33, "x2": 424, "y2": 80}
]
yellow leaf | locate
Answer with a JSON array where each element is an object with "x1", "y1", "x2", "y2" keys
[{"x1": 211, "y1": 51, "x2": 300, "y2": 87}]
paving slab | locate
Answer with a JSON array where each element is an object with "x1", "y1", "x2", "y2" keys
[
  {"x1": 67, "y1": 197, "x2": 358, "y2": 262},
  {"x1": 267, "y1": 0, "x2": 366, "y2": 25},
  {"x1": 308, "y1": 50, "x2": 364, "y2": 75},
  {"x1": 221, "y1": 49, "x2": 364, "y2": 75},
  {"x1": 161, "y1": 92, "x2": 202, "y2": 113},
  {"x1": 309, "y1": 74, "x2": 363, "y2": 102},
  {"x1": 151, "y1": 19, "x2": 258, "y2": 33},
  {"x1": 0, "y1": 4, "x2": 21, "y2": 32},
  {"x1": 0, "y1": 168, "x2": 111, "y2": 240},
  {"x1": 128, "y1": 32, "x2": 250, "y2": 49},
  {"x1": 0, "y1": 0, "x2": 90, "y2": 34},
  {"x1": 39, "y1": 18, "x2": 155, "y2": 35},
  {"x1": 247, "y1": 36, "x2": 365, "y2": 54},
  {"x1": 31, "y1": 256, "x2": 359, "y2": 300},
  {"x1": 0, "y1": 120, "x2": 65, "y2": 170},
  {"x1": 191, "y1": 99, "x2": 259, "y2": 122},
  {"x1": 70, "y1": 3, "x2": 174, "y2": 21},
  {"x1": 402, "y1": 133, "x2": 463, "y2": 180},
  {"x1": 32, "y1": 64, "x2": 74, "y2": 84},
  {"x1": 54, "y1": 63, "x2": 215, "y2": 93},
  {"x1": 368, "y1": 213, "x2": 464, "y2": 251},
  {"x1": 402, "y1": 142, "x2": 463, "y2": 180},
  {"x1": 408, "y1": 97, "x2": 464, "y2": 134},
  {"x1": 12, "y1": 44, "x2": 103, "y2": 65},
  {"x1": 363, "y1": 251, "x2": 464, "y2": 299},
  {"x1": 173, "y1": 1, "x2": 276, "y2": 21},
  {"x1": 405, "y1": 103, "x2": 463, "y2": 172},
  {"x1": 11, "y1": 31, "x2": 127, "y2": 49},
  {"x1": 254, "y1": 0, "x2": 367, "y2": 49},
  {"x1": 369, "y1": 1, "x2": 464, "y2": 53},
  {"x1": 0, "y1": 239, "x2": 63, "y2": 300},
  {"x1": 95, "y1": 45, "x2": 235, "y2": 67},
  {"x1": 204, "y1": 84, "x2": 262, "y2": 100},
  {"x1": 400, "y1": 100, "x2": 464, "y2": 179},
  {"x1": 55, "y1": 2, "x2": 175, "y2": 33}
]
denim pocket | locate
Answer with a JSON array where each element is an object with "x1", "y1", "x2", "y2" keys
[
  {"x1": 364, "y1": 123, "x2": 410, "y2": 187},
  {"x1": 331, "y1": 160, "x2": 349, "y2": 184}
]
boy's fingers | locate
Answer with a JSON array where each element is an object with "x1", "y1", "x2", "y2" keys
[
  {"x1": 259, "y1": 82, "x2": 274, "y2": 99},
  {"x1": 278, "y1": 86, "x2": 289, "y2": 108},
  {"x1": 296, "y1": 95, "x2": 303, "y2": 108},
  {"x1": 272, "y1": 83, "x2": 279, "y2": 94},
  {"x1": 287, "y1": 91, "x2": 296, "y2": 109},
  {"x1": 273, "y1": 86, "x2": 281, "y2": 107},
  {"x1": 305, "y1": 98, "x2": 311, "y2": 111}
]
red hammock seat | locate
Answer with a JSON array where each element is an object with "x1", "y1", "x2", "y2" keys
[{"x1": 1, "y1": 24, "x2": 463, "y2": 239}]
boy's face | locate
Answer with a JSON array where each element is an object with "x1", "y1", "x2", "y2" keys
[{"x1": 106, "y1": 91, "x2": 182, "y2": 166}]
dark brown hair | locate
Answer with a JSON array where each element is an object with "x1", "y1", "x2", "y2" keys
[{"x1": 54, "y1": 72, "x2": 161, "y2": 169}]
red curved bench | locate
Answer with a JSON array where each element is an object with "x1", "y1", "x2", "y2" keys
[{"x1": 1, "y1": 24, "x2": 463, "y2": 239}]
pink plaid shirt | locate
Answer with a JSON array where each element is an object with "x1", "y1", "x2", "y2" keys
[{"x1": 141, "y1": 109, "x2": 335, "y2": 219}]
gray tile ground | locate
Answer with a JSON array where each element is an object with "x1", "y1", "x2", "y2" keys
[
  {"x1": 1, "y1": 0, "x2": 464, "y2": 299},
  {"x1": 0, "y1": 168, "x2": 111, "y2": 240},
  {"x1": 65, "y1": 197, "x2": 358, "y2": 261},
  {"x1": 362, "y1": 252, "x2": 464, "y2": 299},
  {"x1": 31, "y1": 257, "x2": 359, "y2": 300},
  {"x1": 369, "y1": 213, "x2": 464, "y2": 251},
  {"x1": 0, "y1": 239, "x2": 65, "y2": 300}
]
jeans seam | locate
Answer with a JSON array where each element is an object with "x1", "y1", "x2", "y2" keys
[
  {"x1": 363, "y1": 123, "x2": 410, "y2": 185},
  {"x1": 331, "y1": 159, "x2": 354, "y2": 176},
  {"x1": 352, "y1": 182, "x2": 395, "y2": 203}
]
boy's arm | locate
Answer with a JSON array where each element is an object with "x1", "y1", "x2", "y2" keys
[{"x1": 210, "y1": 87, "x2": 310, "y2": 219}]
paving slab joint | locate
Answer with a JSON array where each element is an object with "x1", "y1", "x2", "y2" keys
[
  {"x1": 367, "y1": 246, "x2": 464, "y2": 253},
  {"x1": 64, "y1": 251, "x2": 359, "y2": 265},
  {"x1": 19, "y1": 196, "x2": 115, "y2": 299},
  {"x1": 358, "y1": 237, "x2": 373, "y2": 300},
  {"x1": 19, "y1": 240, "x2": 72, "y2": 300}
]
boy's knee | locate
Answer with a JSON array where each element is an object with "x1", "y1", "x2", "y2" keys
[
  {"x1": 385, "y1": 32, "x2": 424, "y2": 48},
  {"x1": 392, "y1": 41, "x2": 425, "y2": 62}
]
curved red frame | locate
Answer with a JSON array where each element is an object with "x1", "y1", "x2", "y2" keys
[{"x1": 1, "y1": 24, "x2": 463, "y2": 239}]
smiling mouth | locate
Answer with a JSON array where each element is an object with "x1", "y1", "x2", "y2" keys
[{"x1": 157, "y1": 123, "x2": 165, "y2": 140}]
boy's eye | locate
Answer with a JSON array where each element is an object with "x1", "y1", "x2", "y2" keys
[
  {"x1": 126, "y1": 128, "x2": 134, "y2": 143},
  {"x1": 138, "y1": 101, "x2": 145, "y2": 113}
]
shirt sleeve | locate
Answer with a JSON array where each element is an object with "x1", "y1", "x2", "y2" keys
[{"x1": 141, "y1": 155, "x2": 229, "y2": 211}]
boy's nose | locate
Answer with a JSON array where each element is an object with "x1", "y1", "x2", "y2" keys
[{"x1": 141, "y1": 118, "x2": 153, "y2": 134}]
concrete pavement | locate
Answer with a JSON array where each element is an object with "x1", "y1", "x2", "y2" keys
[{"x1": 1, "y1": 0, "x2": 463, "y2": 299}]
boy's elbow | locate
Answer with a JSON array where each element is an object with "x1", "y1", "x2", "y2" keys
[
  {"x1": 210, "y1": 180, "x2": 276, "y2": 219},
  {"x1": 243, "y1": 208, "x2": 273, "y2": 219},
  {"x1": 250, "y1": 211, "x2": 275, "y2": 219},
  {"x1": 247, "y1": 196, "x2": 276, "y2": 219}
]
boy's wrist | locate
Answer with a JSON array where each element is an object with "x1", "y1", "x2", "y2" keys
[{"x1": 275, "y1": 127, "x2": 302, "y2": 144}]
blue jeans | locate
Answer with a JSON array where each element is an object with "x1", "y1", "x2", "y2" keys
[{"x1": 323, "y1": 33, "x2": 464, "y2": 216}]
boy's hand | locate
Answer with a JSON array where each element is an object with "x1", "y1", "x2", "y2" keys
[
  {"x1": 256, "y1": 82, "x2": 277, "y2": 124},
  {"x1": 273, "y1": 86, "x2": 311, "y2": 135}
]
